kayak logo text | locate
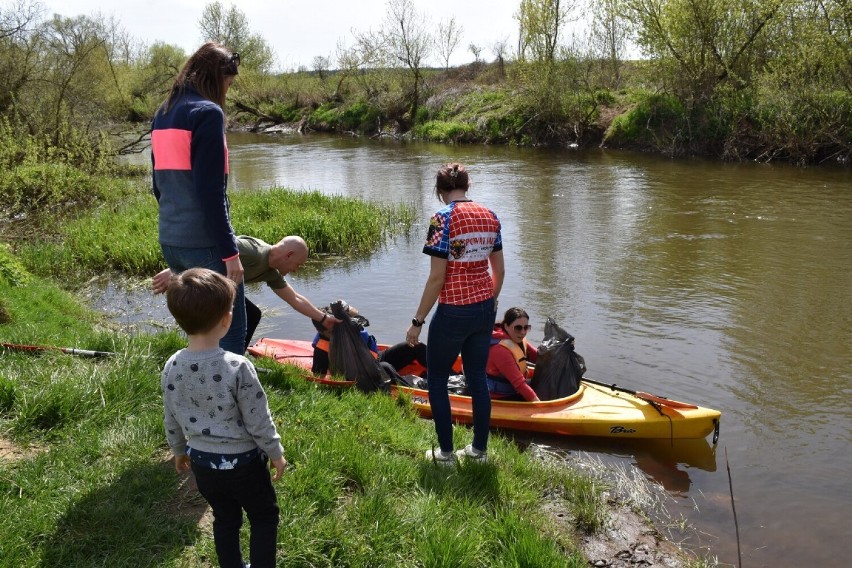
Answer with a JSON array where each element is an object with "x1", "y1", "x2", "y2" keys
[{"x1": 609, "y1": 425, "x2": 637, "y2": 434}]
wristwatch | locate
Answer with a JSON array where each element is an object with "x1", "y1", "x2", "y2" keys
[{"x1": 411, "y1": 317, "x2": 425, "y2": 327}]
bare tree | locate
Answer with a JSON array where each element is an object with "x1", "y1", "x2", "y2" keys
[
  {"x1": 312, "y1": 55, "x2": 330, "y2": 80},
  {"x1": 492, "y1": 36, "x2": 510, "y2": 78},
  {"x1": 0, "y1": 0, "x2": 41, "y2": 39},
  {"x1": 435, "y1": 16, "x2": 463, "y2": 70},
  {"x1": 373, "y1": 0, "x2": 432, "y2": 124},
  {"x1": 469, "y1": 43, "x2": 482, "y2": 62},
  {"x1": 334, "y1": 36, "x2": 384, "y2": 101}
]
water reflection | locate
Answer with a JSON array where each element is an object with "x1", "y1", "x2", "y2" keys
[{"x1": 511, "y1": 433, "x2": 717, "y2": 495}]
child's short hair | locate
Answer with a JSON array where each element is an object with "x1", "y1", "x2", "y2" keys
[{"x1": 166, "y1": 268, "x2": 235, "y2": 335}]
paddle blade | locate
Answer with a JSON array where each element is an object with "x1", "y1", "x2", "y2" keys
[{"x1": 635, "y1": 391, "x2": 698, "y2": 409}]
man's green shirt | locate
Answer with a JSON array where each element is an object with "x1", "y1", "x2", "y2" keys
[{"x1": 237, "y1": 235, "x2": 288, "y2": 290}]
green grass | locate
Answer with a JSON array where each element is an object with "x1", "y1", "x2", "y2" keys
[
  {"x1": 13, "y1": 184, "x2": 415, "y2": 282},
  {"x1": 1, "y1": 273, "x2": 606, "y2": 567},
  {"x1": 412, "y1": 120, "x2": 478, "y2": 143}
]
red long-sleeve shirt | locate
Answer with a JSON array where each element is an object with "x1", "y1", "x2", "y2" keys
[{"x1": 486, "y1": 326, "x2": 538, "y2": 401}]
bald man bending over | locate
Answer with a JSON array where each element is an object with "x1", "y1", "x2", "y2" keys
[{"x1": 153, "y1": 235, "x2": 340, "y2": 350}]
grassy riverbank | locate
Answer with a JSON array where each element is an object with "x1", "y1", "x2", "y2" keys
[
  {"x1": 3, "y1": 171, "x2": 604, "y2": 565},
  {"x1": 1, "y1": 259, "x2": 607, "y2": 567}
]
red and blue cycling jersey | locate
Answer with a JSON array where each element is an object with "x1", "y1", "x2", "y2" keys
[{"x1": 423, "y1": 200, "x2": 502, "y2": 306}]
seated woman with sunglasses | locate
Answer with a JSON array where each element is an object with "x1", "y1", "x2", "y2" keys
[{"x1": 486, "y1": 307, "x2": 541, "y2": 402}]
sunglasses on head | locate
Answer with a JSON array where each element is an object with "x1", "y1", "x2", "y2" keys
[
  {"x1": 512, "y1": 324, "x2": 532, "y2": 332},
  {"x1": 224, "y1": 52, "x2": 240, "y2": 75}
]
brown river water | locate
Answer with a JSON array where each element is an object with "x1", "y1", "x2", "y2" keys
[{"x1": 106, "y1": 132, "x2": 851, "y2": 567}]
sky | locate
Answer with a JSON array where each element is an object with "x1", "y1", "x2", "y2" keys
[{"x1": 38, "y1": 0, "x2": 526, "y2": 71}]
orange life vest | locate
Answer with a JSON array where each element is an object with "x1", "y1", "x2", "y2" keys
[{"x1": 495, "y1": 338, "x2": 531, "y2": 378}]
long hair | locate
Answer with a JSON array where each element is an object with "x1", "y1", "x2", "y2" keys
[{"x1": 160, "y1": 42, "x2": 238, "y2": 113}]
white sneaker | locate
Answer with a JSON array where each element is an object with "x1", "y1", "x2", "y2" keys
[
  {"x1": 425, "y1": 448, "x2": 458, "y2": 466},
  {"x1": 455, "y1": 444, "x2": 487, "y2": 463}
]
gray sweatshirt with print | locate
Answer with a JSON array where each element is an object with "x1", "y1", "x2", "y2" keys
[{"x1": 161, "y1": 348, "x2": 283, "y2": 459}]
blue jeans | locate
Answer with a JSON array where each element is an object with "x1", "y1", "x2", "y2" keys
[
  {"x1": 426, "y1": 298, "x2": 497, "y2": 453},
  {"x1": 191, "y1": 455, "x2": 279, "y2": 568},
  {"x1": 160, "y1": 244, "x2": 246, "y2": 354}
]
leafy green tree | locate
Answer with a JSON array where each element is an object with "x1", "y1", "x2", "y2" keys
[
  {"x1": 589, "y1": 0, "x2": 629, "y2": 87},
  {"x1": 31, "y1": 14, "x2": 122, "y2": 138},
  {"x1": 123, "y1": 41, "x2": 186, "y2": 121},
  {"x1": 0, "y1": 0, "x2": 42, "y2": 116},
  {"x1": 617, "y1": 0, "x2": 789, "y2": 100},
  {"x1": 198, "y1": 1, "x2": 275, "y2": 72},
  {"x1": 0, "y1": 7, "x2": 125, "y2": 172},
  {"x1": 515, "y1": 0, "x2": 578, "y2": 63}
]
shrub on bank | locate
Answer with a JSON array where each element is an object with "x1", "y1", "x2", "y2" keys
[
  {"x1": 753, "y1": 87, "x2": 852, "y2": 164},
  {"x1": 603, "y1": 92, "x2": 688, "y2": 155},
  {"x1": 0, "y1": 118, "x2": 118, "y2": 176},
  {"x1": 0, "y1": 163, "x2": 107, "y2": 218},
  {"x1": 412, "y1": 120, "x2": 477, "y2": 143},
  {"x1": 0, "y1": 244, "x2": 30, "y2": 288},
  {"x1": 0, "y1": 119, "x2": 145, "y2": 223},
  {"x1": 309, "y1": 100, "x2": 385, "y2": 133},
  {"x1": 602, "y1": 87, "x2": 852, "y2": 164}
]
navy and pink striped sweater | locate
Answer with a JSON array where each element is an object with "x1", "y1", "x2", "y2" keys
[{"x1": 151, "y1": 87, "x2": 239, "y2": 261}]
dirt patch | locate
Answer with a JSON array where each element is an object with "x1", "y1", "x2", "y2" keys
[
  {"x1": 0, "y1": 435, "x2": 43, "y2": 463},
  {"x1": 579, "y1": 500, "x2": 687, "y2": 567},
  {"x1": 531, "y1": 444, "x2": 697, "y2": 567},
  {"x1": 596, "y1": 104, "x2": 628, "y2": 133},
  {"x1": 157, "y1": 451, "x2": 212, "y2": 530},
  {"x1": 543, "y1": 495, "x2": 687, "y2": 567}
]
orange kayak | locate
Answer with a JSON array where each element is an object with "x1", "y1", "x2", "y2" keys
[{"x1": 248, "y1": 337, "x2": 721, "y2": 441}]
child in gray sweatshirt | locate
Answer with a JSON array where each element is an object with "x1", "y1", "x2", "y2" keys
[{"x1": 162, "y1": 267, "x2": 286, "y2": 568}]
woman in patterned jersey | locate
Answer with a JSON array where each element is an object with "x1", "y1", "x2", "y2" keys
[{"x1": 406, "y1": 163, "x2": 505, "y2": 465}]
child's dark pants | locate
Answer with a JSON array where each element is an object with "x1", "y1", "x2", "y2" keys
[{"x1": 191, "y1": 455, "x2": 279, "y2": 568}]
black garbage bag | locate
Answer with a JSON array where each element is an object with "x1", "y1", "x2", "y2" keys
[
  {"x1": 327, "y1": 300, "x2": 390, "y2": 393},
  {"x1": 529, "y1": 318, "x2": 586, "y2": 400}
]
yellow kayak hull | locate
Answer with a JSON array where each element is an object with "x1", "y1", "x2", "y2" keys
[
  {"x1": 249, "y1": 338, "x2": 721, "y2": 440},
  {"x1": 392, "y1": 382, "x2": 720, "y2": 440}
]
